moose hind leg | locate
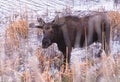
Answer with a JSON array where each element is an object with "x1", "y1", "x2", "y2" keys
[
  {"x1": 87, "y1": 21, "x2": 94, "y2": 46},
  {"x1": 95, "y1": 23, "x2": 102, "y2": 43},
  {"x1": 74, "y1": 31, "x2": 81, "y2": 48},
  {"x1": 105, "y1": 23, "x2": 110, "y2": 54}
]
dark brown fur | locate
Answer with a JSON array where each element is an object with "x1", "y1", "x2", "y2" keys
[{"x1": 29, "y1": 12, "x2": 110, "y2": 63}]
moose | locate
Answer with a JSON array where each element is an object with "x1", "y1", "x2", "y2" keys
[{"x1": 29, "y1": 12, "x2": 110, "y2": 63}]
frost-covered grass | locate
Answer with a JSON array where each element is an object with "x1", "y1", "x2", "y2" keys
[
  {"x1": 0, "y1": 0, "x2": 120, "y2": 82},
  {"x1": 0, "y1": 11, "x2": 120, "y2": 82}
]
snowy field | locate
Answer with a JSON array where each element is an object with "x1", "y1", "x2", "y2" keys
[
  {"x1": 0, "y1": 0, "x2": 119, "y2": 24},
  {"x1": 0, "y1": 0, "x2": 120, "y2": 82}
]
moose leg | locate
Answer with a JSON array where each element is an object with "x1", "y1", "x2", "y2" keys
[
  {"x1": 87, "y1": 21, "x2": 94, "y2": 46},
  {"x1": 58, "y1": 43, "x2": 66, "y2": 63},
  {"x1": 61, "y1": 24, "x2": 72, "y2": 63},
  {"x1": 67, "y1": 46, "x2": 72, "y2": 63},
  {"x1": 105, "y1": 23, "x2": 110, "y2": 54},
  {"x1": 74, "y1": 30, "x2": 81, "y2": 48},
  {"x1": 95, "y1": 23, "x2": 102, "y2": 43}
]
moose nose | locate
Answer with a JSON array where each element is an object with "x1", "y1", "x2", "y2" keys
[{"x1": 42, "y1": 38, "x2": 51, "y2": 48}]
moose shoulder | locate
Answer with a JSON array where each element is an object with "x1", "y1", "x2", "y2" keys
[{"x1": 29, "y1": 13, "x2": 110, "y2": 63}]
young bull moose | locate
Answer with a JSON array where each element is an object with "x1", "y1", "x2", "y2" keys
[{"x1": 29, "y1": 13, "x2": 110, "y2": 64}]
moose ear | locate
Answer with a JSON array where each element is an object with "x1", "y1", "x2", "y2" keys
[
  {"x1": 29, "y1": 23, "x2": 43, "y2": 29},
  {"x1": 37, "y1": 18, "x2": 45, "y2": 27},
  {"x1": 52, "y1": 15, "x2": 59, "y2": 25}
]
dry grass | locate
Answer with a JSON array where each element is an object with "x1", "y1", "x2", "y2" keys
[
  {"x1": 108, "y1": 11, "x2": 120, "y2": 44},
  {"x1": 108, "y1": 11, "x2": 120, "y2": 26},
  {"x1": 6, "y1": 19, "x2": 28, "y2": 38},
  {"x1": 5, "y1": 19, "x2": 28, "y2": 49},
  {"x1": 0, "y1": 10, "x2": 120, "y2": 82}
]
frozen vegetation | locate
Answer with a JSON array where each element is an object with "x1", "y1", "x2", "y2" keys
[{"x1": 0, "y1": 0, "x2": 120, "y2": 82}]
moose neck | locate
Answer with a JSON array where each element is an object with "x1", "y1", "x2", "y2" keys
[{"x1": 52, "y1": 27, "x2": 66, "y2": 54}]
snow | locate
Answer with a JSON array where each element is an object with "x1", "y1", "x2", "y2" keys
[
  {"x1": 0, "y1": 1, "x2": 119, "y2": 54},
  {"x1": 112, "y1": 41, "x2": 120, "y2": 54},
  {"x1": 0, "y1": 0, "x2": 120, "y2": 81},
  {"x1": 0, "y1": 0, "x2": 119, "y2": 32},
  {"x1": 0, "y1": 0, "x2": 118, "y2": 22},
  {"x1": 0, "y1": 0, "x2": 120, "y2": 63}
]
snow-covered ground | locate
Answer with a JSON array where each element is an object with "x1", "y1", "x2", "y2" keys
[
  {"x1": 0, "y1": 0, "x2": 120, "y2": 81},
  {"x1": 0, "y1": 0, "x2": 119, "y2": 24},
  {"x1": 0, "y1": 0, "x2": 120, "y2": 67}
]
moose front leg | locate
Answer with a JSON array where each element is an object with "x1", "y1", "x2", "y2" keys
[{"x1": 61, "y1": 24, "x2": 72, "y2": 63}]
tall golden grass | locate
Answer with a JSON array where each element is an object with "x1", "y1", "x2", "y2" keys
[
  {"x1": 108, "y1": 11, "x2": 120, "y2": 28},
  {"x1": 1, "y1": 11, "x2": 120, "y2": 82},
  {"x1": 5, "y1": 19, "x2": 28, "y2": 49},
  {"x1": 108, "y1": 11, "x2": 120, "y2": 41}
]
